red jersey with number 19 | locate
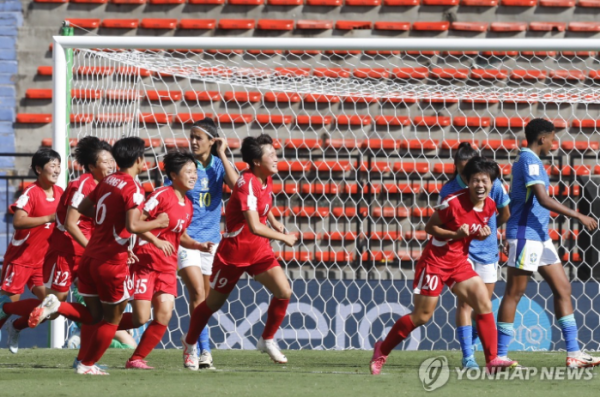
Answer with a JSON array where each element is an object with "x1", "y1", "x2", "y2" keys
[
  {"x1": 216, "y1": 171, "x2": 273, "y2": 266},
  {"x1": 4, "y1": 182, "x2": 63, "y2": 268},
  {"x1": 82, "y1": 172, "x2": 144, "y2": 264},
  {"x1": 134, "y1": 187, "x2": 193, "y2": 272},
  {"x1": 420, "y1": 189, "x2": 497, "y2": 269}
]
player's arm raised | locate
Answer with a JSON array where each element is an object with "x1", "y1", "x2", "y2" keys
[
  {"x1": 530, "y1": 184, "x2": 598, "y2": 231},
  {"x1": 64, "y1": 205, "x2": 89, "y2": 248},
  {"x1": 425, "y1": 211, "x2": 469, "y2": 240},
  {"x1": 244, "y1": 210, "x2": 297, "y2": 247},
  {"x1": 12, "y1": 208, "x2": 55, "y2": 229},
  {"x1": 214, "y1": 137, "x2": 240, "y2": 190},
  {"x1": 126, "y1": 208, "x2": 169, "y2": 234},
  {"x1": 180, "y1": 230, "x2": 214, "y2": 252}
]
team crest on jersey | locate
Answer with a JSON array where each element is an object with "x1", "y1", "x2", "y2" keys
[
  {"x1": 200, "y1": 177, "x2": 209, "y2": 191},
  {"x1": 484, "y1": 217, "x2": 489, "y2": 223},
  {"x1": 179, "y1": 249, "x2": 188, "y2": 260},
  {"x1": 530, "y1": 253, "x2": 538, "y2": 264}
]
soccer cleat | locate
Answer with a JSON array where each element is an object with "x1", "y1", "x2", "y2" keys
[
  {"x1": 257, "y1": 337, "x2": 287, "y2": 364},
  {"x1": 181, "y1": 334, "x2": 199, "y2": 371},
  {"x1": 199, "y1": 350, "x2": 214, "y2": 370},
  {"x1": 462, "y1": 355, "x2": 479, "y2": 369},
  {"x1": 72, "y1": 358, "x2": 108, "y2": 370},
  {"x1": 486, "y1": 356, "x2": 519, "y2": 374},
  {"x1": 76, "y1": 362, "x2": 109, "y2": 375},
  {"x1": 0, "y1": 294, "x2": 11, "y2": 320},
  {"x1": 126, "y1": 359, "x2": 154, "y2": 370},
  {"x1": 369, "y1": 341, "x2": 388, "y2": 375},
  {"x1": 566, "y1": 352, "x2": 600, "y2": 368},
  {"x1": 28, "y1": 294, "x2": 60, "y2": 328},
  {"x1": 6, "y1": 320, "x2": 20, "y2": 354}
]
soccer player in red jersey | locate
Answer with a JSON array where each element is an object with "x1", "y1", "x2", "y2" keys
[
  {"x1": 124, "y1": 151, "x2": 214, "y2": 369},
  {"x1": 73, "y1": 137, "x2": 168, "y2": 375},
  {"x1": 369, "y1": 157, "x2": 518, "y2": 375},
  {"x1": 0, "y1": 148, "x2": 63, "y2": 353},
  {"x1": 181, "y1": 134, "x2": 298, "y2": 370}
]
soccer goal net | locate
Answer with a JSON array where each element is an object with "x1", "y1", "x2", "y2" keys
[{"x1": 51, "y1": 35, "x2": 600, "y2": 352}]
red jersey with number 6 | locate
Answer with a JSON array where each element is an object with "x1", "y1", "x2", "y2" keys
[
  {"x1": 4, "y1": 182, "x2": 63, "y2": 268},
  {"x1": 216, "y1": 171, "x2": 273, "y2": 266},
  {"x1": 49, "y1": 173, "x2": 97, "y2": 257},
  {"x1": 82, "y1": 172, "x2": 144, "y2": 264},
  {"x1": 420, "y1": 189, "x2": 497, "y2": 269},
  {"x1": 134, "y1": 186, "x2": 193, "y2": 272}
]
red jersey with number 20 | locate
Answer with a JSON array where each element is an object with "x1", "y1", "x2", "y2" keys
[
  {"x1": 4, "y1": 182, "x2": 63, "y2": 268},
  {"x1": 420, "y1": 189, "x2": 497, "y2": 269},
  {"x1": 83, "y1": 172, "x2": 144, "y2": 264},
  {"x1": 217, "y1": 171, "x2": 273, "y2": 266},
  {"x1": 135, "y1": 187, "x2": 193, "y2": 273}
]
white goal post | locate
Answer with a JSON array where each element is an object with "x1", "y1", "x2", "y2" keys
[{"x1": 50, "y1": 36, "x2": 600, "y2": 351}]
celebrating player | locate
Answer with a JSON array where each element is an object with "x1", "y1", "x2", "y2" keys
[
  {"x1": 176, "y1": 118, "x2": 238, "y2": 369},
  {"x1": 124, "y1": 150, "x2": 214, "y2": 369},
  {"x1": 497, "y1": 119, "x2": 600, "y2": 367},
  {"x1": 72, "y1": 137, "x2": 169, "y2": 375},
  {"x1": 181, "y1": 134, "x2": 297, "y2": 370},
  {"x1": 369, "y1": 156, "x2": 518, "y2": 375},
  {"x1": 438, "y1": 143, "x2": 510, "y2": 369},
  {"x1": 0, "y1": 148, "x2": 63, "y2": 353}
]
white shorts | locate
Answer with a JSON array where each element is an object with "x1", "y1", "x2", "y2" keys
[
  {"x1": 468, "y1": 259, "x2": 498, "y2": 284},
  {"x1": 506, "y1": 239, "x2": 560, "y2": 272},
  {"x1": 177, "y1": 244, "x2": 218, "y2": 276}
]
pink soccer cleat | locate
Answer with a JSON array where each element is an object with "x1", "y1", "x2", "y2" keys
[
  {"x1": 125, "y1": 359, "x2": 154, "y2": 370},
  {"x1": 486, "y1": 356, "x2": 519, "y2": 374},
  {"x1": 369, "y1": 341, "x2": 388, "y2": 375}
]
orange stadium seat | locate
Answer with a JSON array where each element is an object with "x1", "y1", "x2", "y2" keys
[
  {"x1": 70, "y1": 114, "x2": 94, "y2": 123},
  {"x1": 393, "y1": 162, "x2": 430, "y2": 174},
  {"x1": 495, "y1": 117, "x2": 530, "y2": 127},
  {"x1": 112, "y1": 0, "x2": 146, "y2": 4},
  {"x1": 292, "y1": 207, "x2": 330, "y2": 218},
  {"x1": 421, "y1": 182, "x2": 443, "y2": 194},
  {"x1": 561, "y1": 141, "x2": 600, "y2": 152},
  {"x1": 71, "y1": 0, "x2": 107, "y2": 3},
  {"x1": 303, "y1": 94, "x2": 341, "y2": 103},
  {"x1": 579, "y1": 0, "x2": 600, "y2": 5},
  {"x1": 335, "y1": 21, "x2": 372, "y2": 30},
  {"x1": 353, "y1": 68, "x2": 390, "y2": 79},
  {"x1": 275, "y1": 251, "x2": 313, "y2": 262},
  {"x1": 271, "y1": 183, "x2": 299, "y2": 195},
  {"x1": 263, "y1": 92, "x2": 301, "y2": 103},
  {"x1": 16, "y1": 114, "x2": 52, "y2": 124},
  {"x1": 184, "y1": 91, "x2": 221, "y2": 102},
  {"x1": 372, "y1": 207, "x2": 410, "y2": 218},
  {"x1": 412, "y1": 207, "x2": 434, "y2": 217},
  {"x1": 306, "y1": 0, "x2": 341, "y2": 4},
  {"x1": 37, "y1": 66, "x2": 53, "y2": 76},
  {"x1": 375, "y1": 116, "x2": 411, "y2": 126},
  {"x1": 589, "y1": 70, "x2": 600, "y2": 80},
  {"x1": 346, "y1": 0, "x2": 381, "y2": 4},
  {"x1": 301, "y1": 183, "x2": 340, "y2": 194},
  {"x1": 450, "y1": 22, "x2": 489, "y2": 32},
  {"x1": 268, "y1": 0, "x2": 303, "y2": 4},
  {"x1": 278, "y1": 160, "x2": 311, "y2": 172},
  {"x1": 229, "y1": 0, "x2": 264, "y2": 4},
  {"x1": 218, "y1": 19, "x2": 256, "y2": 30},
  {"x1": 323, "y1": 232, "x2": 360, "y2": 241},
  {"x1": 568, "y1": 22, "x2": 600, "y2": 32},
  {"x1": 179, "y1": 19, "x2": 217, "y2": 30},
  {"x1": 384, "y1": 0, "x2": 419, "y2": 4},
  {"x1": 431, "y1": 68, "x2": 470, "y2": 79},
  {"x1": 145, "y1": 90, "x2": 182, "y2": 101},
  {"x1": 369, "y1": 231, "x2": 402, "y2": 241},
  {"x1": 65, "y1": 18, "x2": 101, "y2": 29},
  {"x1": 296, "y1": 115, "x2": 333, "y2": 125},
  {"x1": 324, "y1": 139, "x2": 364, "y2": 149},
  {"x1": 217, "y1": 114, "x2": 254, "y2": 124},
  {"x1": 572, "y1": 119, "x2": 600, "y2": 128},
  {"x1": 529, "y1": 22, "x2": 567, "y2": 31},
  {"x1": 25, "y1": 89, "x2": 52, "y2": 99},
  {"x1": 501, "y1": 0, "x2": 536, "y2": 5},
  {"x1": 275, "y1": 67, "x2": 311, "y2": 77},
  {"x1": 423, "y1": 0, "x2": 458, "y2": 4},
  {"x1": 34, "y1": 0, "x2": 68, "y2": 3},
  {"x1": 284, "y1": 139, "x2": 321, "y2": 150},
  {"x1": 355, "y1": 161, "x2": 392, "y2": 173},
  {"x1": 336, "y1": 115, "x2": 372, "y2": 126},
  {"x1": 117, "y1": 66, "x2": 152, "y2": 77},
  {"x1": 313, "y1": 161, "x2": 352, "y2": 172},
  {"x1": 414, "y1": 116, "x2": 451, "y2": 127},
  {"x1": 470, "y1": 69, "x2": 509, "y2": 79},
  {"x1": 270, "y1": 206, "x2": 291, "y2": 217},
  {"x1": 296, "y1": 20, "x2": 334, "y2": 29},
  {"x1": 72, "y1": 89, "x2": 102, "y2": 100},
  {"x1": 139, "y1": 113, "x2": 173, "y2": 124},
  {"x1": 255, "y1": 115, "x2": 294, "y2": 125},
  {"x1": 363, "y1": 139, "x2": 400, "y2": 150},
  {"x1": 400, "y1": 139, "x2": 439, "y2": 150},
  {"x1": 432, "y1": 163, "x2": 454, "y2": 174},
  {"x1": 101, "y1": 19, "x2": 140, "y2": 29},
  {"x1": 461, "y1": 0, "x2": 498, "y2": 5},
  {"x1": 382, "y1": 183, "x2": 420, "y2": 194},
  {"x1": 392, "y1": 67, "x2": 430, "y2": 79},
  {"x1": 453, "y1": 117, "x2": 491, "y2": 127},
  {"x1": 412, "y1": 22, "x2": 450, "y2": 31},
  {"x1": 539, "y1": 0, "x2": 574, "y2": 5},
  {"x1": 490, "y1": 22, "x2": 528, "y2": 31},
  {"x1": 76, "y1": 66, "x2": 115, "y2": 76},
  {"x1": 373, "y1": 22, "x2": 411, "y2": 31},
  {"x1": 315, "y1": 251, "x2": 354, "y2": 263},
  {"x1": 550, "y1": 70, "x2": 586, "y2": 80},
  {"x1": 331, "y1": 207, "x2": 366, "y2": 217},
  {"x1": 325, "y1": 50, "x2": 362, "y2": 56},
  {"x1": 174, "y1": 113, "x2": 212, "y2": 124},
  {"x1": 149, "y1": 0, "x2": 184, "y2": 3},
  {"x1": 223, "y1": 91, "x2": 261, "y2": 103},
  {"x1": 257, "y1": 19, "x2": 294, "y2": 30},
  {"x1": 313, "y1": 68, "x2": 350, "y2": 78},
  {"x1": 482, "y1": 139, "x2": 520, "y2": 150},
  {"x1": 441, "y1": 139, "x2": 479, "y2": 149},
  {"x1": 481, "y1": 51, "x2": 519, "y2": 57}
]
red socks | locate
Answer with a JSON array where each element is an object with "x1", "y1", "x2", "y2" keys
[
  {"x1": 262, "y1": 298, "x2": 289, "y2": 340},
  {"x1": 13, "y1": 316, "x2": 29, "y2": 331},
  {"x1": 77, "y1": 323, "x2": 96, "y2": 361},
  {"x1": 475, "y1": 312, "x2": 498, "y2": 363},
  {"x1": 57, "y1": 303, "x2": 93, "y2": 325},
  {"x1": 381, "y1": 315, "x2": 417, "y2": 356},
  {"x1": 81, "y1": 320, "x2": 118, "y2": 366},
  {"x1": 130, "y1": 320, "x2": 167, "y2": 361},
  {"x1": 118, "y1": 312, "x2": 134, "y2": 331},
  {"x1": 3, "y1": 299, "x2": 40, "y2": 317},
  {"x1": 185, "y1": 302, "x2": 215, "y2": 345}
]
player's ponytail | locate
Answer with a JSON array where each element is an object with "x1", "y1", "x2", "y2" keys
[
  {"x1": 74, "y1": 136, "x2": 112, "y2": 173},
  {"x1": 241, "y1": 134, "x2": 274, "y2": 169},
  {"x1": 453, "y1": 142, "x2": 478, "y2": 178},
  {"x1": 191, "y1": 117, "x2": 220, "y2": 157}
]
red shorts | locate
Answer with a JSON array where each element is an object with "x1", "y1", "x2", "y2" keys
[
  {"x1": 0, "y1": 263, "x2": 43, "y2": 294},
  {"x1": 131, "y1": 266, "x2": 178, "y2": 300},
  {"x1": 412, "y1": 259, "x2": 478, "y2": 297},
  {"x1": 209, "y1": 254, "x2": 280, "y2": 294},
  {"x1": 78, "y1": 256, "x2": 134, "y2": 304},
  {"x1": 43, "y1": 251, "x2": 81, "y2": 293}
]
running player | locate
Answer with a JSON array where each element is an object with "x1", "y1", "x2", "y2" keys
[
  {"x1": 73, "y1": 137, "x2": 169, "y2": 375},
  {"x1": 497, "y1": 119, "x2": 600, "y2": 367},
  {"x1": 369, "y1": 157, "x2": 518, "y2": 375},
  {"x1": 0, "y1": 148, "x2": 63, "y2": 353},
  {"x1": 176, "y1": 118, "x2": 238, "y2": 369},
  {"x1": 181, "y1": 134, "x2": 297, "y2": 370},
  {"x1": 125, "y1": 151, "x2": 214, "y2": 369},
  {"x1": 438, "y1": 142, "x2": 510, "y2": 369}
]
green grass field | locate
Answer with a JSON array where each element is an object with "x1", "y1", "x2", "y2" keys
[{"x1": 0, "y1": 349, "x2": 597, "y2": 397}]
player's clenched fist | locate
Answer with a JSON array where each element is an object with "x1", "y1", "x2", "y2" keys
[
  {"x1": 156, "y1": 212, "x2": 170, "y2": 228},
  {"x1": 283, "y1": 233, "x2": 298, "y2": 247},
  {"x1": 477, "y1": 225, "x2": 492, "y2": 240},
  {"x1": 454, "y1": 224, "x2": 470, "y2": 239}
]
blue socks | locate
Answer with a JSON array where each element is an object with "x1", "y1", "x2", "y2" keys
[
  {"x1": 457, "y1": 325, "x2": 474, "y2": 358},
  {"x1": 471, "y1": 324, "x2": 479, "y2": 345},
  {"x1": 558, "y1": 314, "x2": 580, "y2": 353},
  {"x1": 197, "y1": 327, "x2": 211, "y2": 353},
  {"x1": 497, "y1": 322, "x2": 514, "y2": 357}
]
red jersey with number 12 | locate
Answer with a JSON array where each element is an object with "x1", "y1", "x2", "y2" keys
[
  {"x1": 4, "y1": 182, "x2": 63, "y2": 268},
  {"x1": 419, "y1": 189, "x2": 497, "y2": 269},
  {"x1": 135, "y1": 187, "x2": 193, "y2": 273},
  {"x1": 216, "y1": 171, "x2": 273, "y2": 266},
  {"x1": 83, "y1": 172, "x2": 144, "y2": 264}
]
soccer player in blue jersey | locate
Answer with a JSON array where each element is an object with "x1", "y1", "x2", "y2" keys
[
  {"x1": 498, "y1": 118, "x2": 599, "y2": 367},
  {"x1": 438, "y1": 142, "x2": 511, "y2": 369},
  {"x1": 176, "y1": 118, "x2": 239, "y2": 369}
]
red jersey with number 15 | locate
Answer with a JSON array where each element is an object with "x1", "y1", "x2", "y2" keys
[
  {"x1": 134, "y1": 187, "x2": 193, "y2": 273},
  {"x1": 4, "y1": 182, "x2": 63, "y2": 268},
  {"x1": 49, "y1": 173, "x2": 97, "y2": 257},
  {"x1": 419, "y1": 189, "x2": 497, "y2": 269},
  {"x1": 82, "y1": 172, "x2": 144, "y2": 264},
  {"x1": 217, "y1": 171, "x2": 273, "y2": 266}
]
